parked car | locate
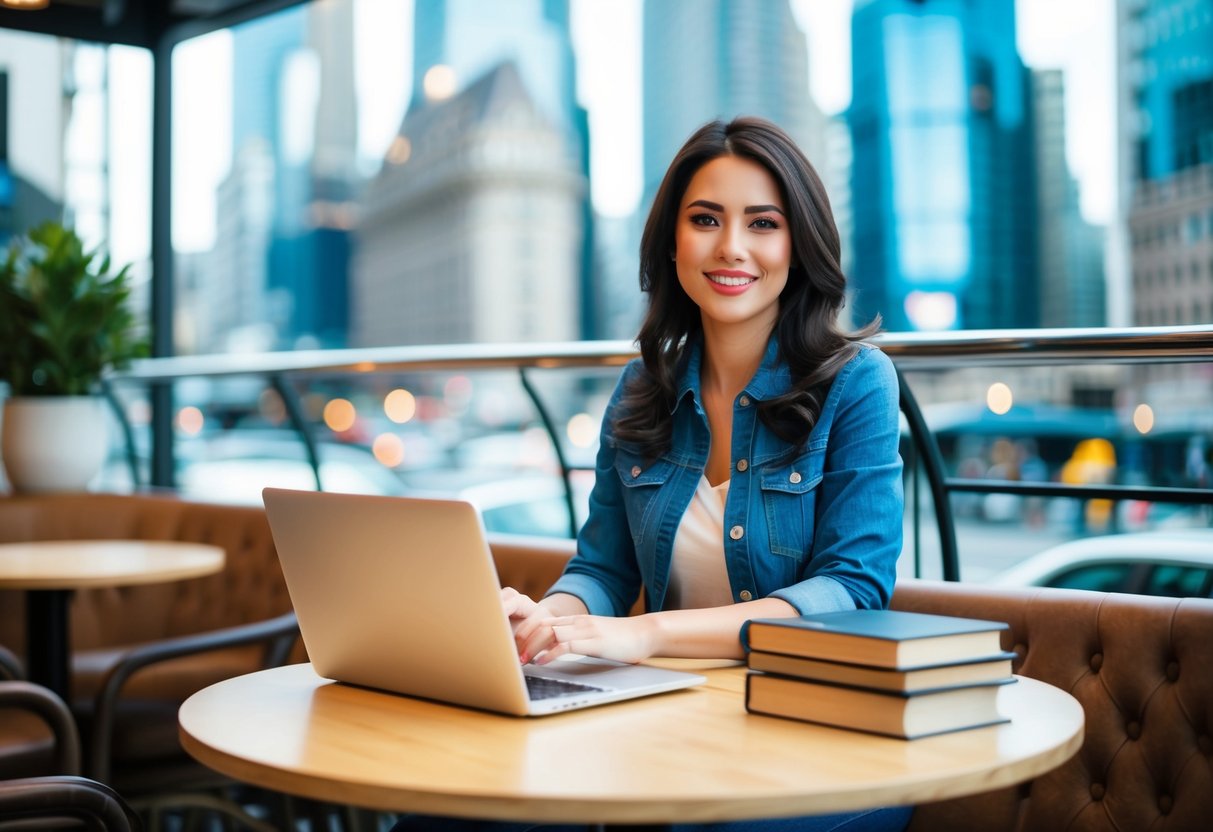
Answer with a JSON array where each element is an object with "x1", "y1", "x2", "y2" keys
[{"x1": 987, "y1": 530, "x2": 1213, "y2": 598}]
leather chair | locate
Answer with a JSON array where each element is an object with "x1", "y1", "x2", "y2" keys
[
  {"x1": 0, "y1": 680, "x2": 141, "y2": 832},
  {"x1": 0, "y1": 493, "x2": 299, "y2": 801}
]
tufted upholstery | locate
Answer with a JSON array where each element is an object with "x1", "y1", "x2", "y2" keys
[
  {"x1": 0, "y1": 493, "x2": 296, "y2": 794},
  {"x1": 488, "y1": 536, "x2": 1213, "y2": 832},
  {"x1": 893, "y1": 578, "x2": 1213, "y2": 832}
]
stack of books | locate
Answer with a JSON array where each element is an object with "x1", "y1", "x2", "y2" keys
[{"x1": 741, "y1": 609, "x2": 1017, "y2": 739}]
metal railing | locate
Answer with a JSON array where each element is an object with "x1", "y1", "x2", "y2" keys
[{"x1": 107, "y1": 325, "x2": 1213, "y2": 581}]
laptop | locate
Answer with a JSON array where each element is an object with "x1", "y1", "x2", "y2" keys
[{"x1": 261, "y1": 487, "x2": 706, "y2": 716}]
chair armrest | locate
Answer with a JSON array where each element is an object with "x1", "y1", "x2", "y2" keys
[
  {"x1": 0, "y1": 775, "x2": 140, "y2": 831},
  {"x1": 0, "y1": 645, "x2": 23, "y2": 682},
  {"x1": 0, "y1": 680, "x2": 80, "y2": 775},
  {"x1": 88, "y1": 612, "x2": 299, "y2": 781}
]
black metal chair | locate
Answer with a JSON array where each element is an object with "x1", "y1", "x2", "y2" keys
[{"x1": 0, "y1": 680, "x2": 141, "y2": 831}]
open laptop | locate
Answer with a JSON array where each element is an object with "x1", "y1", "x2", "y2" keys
[{"x1": 262, "y1": 487, "x2": 705, "y2": 716}]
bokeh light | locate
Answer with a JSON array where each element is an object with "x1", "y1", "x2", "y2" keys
[
  {"x1": 1132, "y1": 403, "x2": 1154, "y2": 434},
  {"x1": 176, "y1": 406, "x2": 205, "y2": 435},
  {"x1": 372, "y1": 433, "x2": 406, "y2": 467},
  {"x1": 323, "y1": 398, "x2": 357, "y2": 433},
  {"x1": 566, "y1": 413, "x2": 597, "y2": 448},
  {"x1": 986, "y1": 382, "x2": 1013, "y2": 415},
  {"x1": 384, "y1": 388, "x2": 417, "y2": 424}
]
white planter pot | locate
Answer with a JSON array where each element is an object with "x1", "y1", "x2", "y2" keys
[{"x1": 1, "y1": 396, "x2": 109, "y2": 493}]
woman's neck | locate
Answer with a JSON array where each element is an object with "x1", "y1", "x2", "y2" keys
[{"x1": 699, "y1": 319, "x2": 773, "y2": 400}]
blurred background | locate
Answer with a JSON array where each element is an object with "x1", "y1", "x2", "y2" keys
[{"x1": 1, "y1": 0, "x2": 1211, "y2": 590}]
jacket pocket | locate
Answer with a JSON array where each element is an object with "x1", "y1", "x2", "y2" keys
[
  {"x1": 614, "y1": 449, "x2": 675, "y2": 548},
  {"x1": 759, "y1": 450, "x2": 824, "y2": 559}
]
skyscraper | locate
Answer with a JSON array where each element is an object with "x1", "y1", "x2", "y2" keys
[
  {"x1": 205, "y1": 2, "x2": 357, "y2": 353},
  {"x1": 849, "y1": 0, "x2": 1037, "y2": 332},
  {"x1": 1119, "y1": 0, "x2": 1213, "y2": 328},
  {"x1": 410, "y1": 0, "x2": 594, "y2": 337},
  {"x1": 1033, "y1": 69, "x2": 1105, "y2": 329},
  {"x1": 641, "y1": 0, "x2": 826, "y2": 206},
  {"x1": 354, "y1": 62, "x2": 583, "y2": 347}
]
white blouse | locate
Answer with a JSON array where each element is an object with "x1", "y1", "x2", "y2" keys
[{"x1": 667, "y1": 475, "x2": 734, "y2": 609}]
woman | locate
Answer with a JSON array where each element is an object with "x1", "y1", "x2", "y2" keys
[
  {"x1": 507, "y1": 116, "x2": 903, "y2": 668},
  {"x1": 398, "y1": 117, "x2": 910, "y2": 832}
]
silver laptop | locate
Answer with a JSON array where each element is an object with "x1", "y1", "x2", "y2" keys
[{"x1": 262, "y1": 487, "x2": 705, "y2": 716}]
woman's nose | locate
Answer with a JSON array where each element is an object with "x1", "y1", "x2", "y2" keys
[{"x1": 716, "y1": 224, "x2": 745, "y2": 262}]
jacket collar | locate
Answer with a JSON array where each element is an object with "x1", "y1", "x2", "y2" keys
[{"x1": 672, "y1": 333, "x2": 790, "y2": 413}]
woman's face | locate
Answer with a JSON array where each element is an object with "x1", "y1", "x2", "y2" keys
[{"x1": 673, "y1": 154, "x2": 791, "y2": 336}]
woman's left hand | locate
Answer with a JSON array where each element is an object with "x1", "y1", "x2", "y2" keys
[{"x1": 530, "y1": 614, "x2": 657, "y2": 665}]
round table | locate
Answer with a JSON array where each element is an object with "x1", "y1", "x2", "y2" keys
[
  {"x1": 0, "y1": 540, "x2": 225, "y2": 698},
  {"x1": 179, "y1": 661, "x2": 1084, "y2": 825}
]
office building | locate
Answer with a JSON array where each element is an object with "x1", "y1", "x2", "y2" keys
[
  {"x1": 205, "y1": 2, "x2": 355, "y2": 353},
  {"x1": 353, "y1": 61, "x2": 583, "y2": 347},
  {"x1": 1033, "y1": 70, "x2": 1106, "y2": 329},
  {"x1": 849, "y1": 0, "x2": 1038, "y2": 332},
  {"x1": 641, "y1": 0, "x2": 826, "y2": 207},
  {"x1": 411, "y1": 0, "x2": 594, "y2": 337},
  {"x1": 1119, "y1": 0, "x2": 1213, "y2": 328}
]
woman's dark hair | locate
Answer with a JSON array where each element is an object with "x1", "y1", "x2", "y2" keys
[{"x1": 615, "y1": 116, "x2": 880, "y2": 457}]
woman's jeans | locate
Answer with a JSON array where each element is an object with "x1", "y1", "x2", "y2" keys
[{"x1": 389, "y1": 805, "x2": 913, "y2": 831}]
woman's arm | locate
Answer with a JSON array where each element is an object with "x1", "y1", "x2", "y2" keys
[
  {"x1": 769, "y1": 347, "x2": 904, "y2": 614},
  {"x1": 511, "y1": 595, "x2": 798, "y2": 664}
]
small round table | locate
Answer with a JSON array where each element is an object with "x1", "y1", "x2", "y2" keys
[
  {"x1": 180, "y1": 661, "x2": 1084, "y2": 825},
  {"x1": 0, "y1": 540, "x2": 225, "y2": 699}
]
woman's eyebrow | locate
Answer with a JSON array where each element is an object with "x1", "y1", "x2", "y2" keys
[
  {"x1": 744, "y1": 204, "x2": 785, "y2": 215},
  {"x1": 685, "y1": 199, "x2": 785, "y2": 216}
]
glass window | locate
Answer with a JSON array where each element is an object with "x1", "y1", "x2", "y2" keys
[
  {"x1": 1142, "y1": 565, "x2": 1211, "y2": 598},
  {"x1": 1049, "y1": 563, "x2": 1139, "y2": 593}
]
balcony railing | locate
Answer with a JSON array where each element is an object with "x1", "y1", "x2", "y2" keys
[{"x1": 103, "y1": 325, "x2": 1213, "y2": 583}]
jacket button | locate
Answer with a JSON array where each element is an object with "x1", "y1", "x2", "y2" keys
[
  {"x1": 739, "y1": 590, "x2": 753, "y2": 601},
  {"x1": 789, "y1": 472, "x2": 802, "y2": 484},
  {"x1": 738, "y1": 395, "x2": 751, "y2": 407},
  {"x1": 736, "y1": 459, "x2": 749, "y2": 472},
  {"x1": 729, "y1": 525, "x2": 744, "y2": 540},
  {"x1": 631, "y1": 465, "x2": 642, "y2": 478}
]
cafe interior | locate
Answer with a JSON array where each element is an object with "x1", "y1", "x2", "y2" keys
[{"x1": 1, "y1": 0, "x2": 1212, "y2": 830}]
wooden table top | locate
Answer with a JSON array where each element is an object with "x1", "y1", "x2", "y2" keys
[
  {"x1": 0, "y1": 540, "x2": 225, "y2": 589},
  {"x1": 178, "y1": 661, "x2": 1084, "y2": 824}
]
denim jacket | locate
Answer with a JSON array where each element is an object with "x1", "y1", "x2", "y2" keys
[{"x1": 546, "y1": 335, "x2": 904, "y2": 617}]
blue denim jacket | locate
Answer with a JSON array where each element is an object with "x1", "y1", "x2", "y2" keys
[{"x1": 547, "y1": 336, "x2": 904, "y2": 617}]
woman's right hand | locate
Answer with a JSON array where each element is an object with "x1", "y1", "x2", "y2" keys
[{"x1": 500, "y1": 587, "x2": 583, "y2": 664}]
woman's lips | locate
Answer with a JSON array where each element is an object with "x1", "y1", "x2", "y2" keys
[{"x1": 705, "y1": 270, "x2": 757, "y2": 293}]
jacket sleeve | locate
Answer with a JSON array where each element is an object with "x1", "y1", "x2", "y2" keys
[
  {"x1": 544, "y1": 362, "x2": 646, "y2": 616},
  {"x1": 769, "y1": 347, "x2": 904, "y2": 613}
]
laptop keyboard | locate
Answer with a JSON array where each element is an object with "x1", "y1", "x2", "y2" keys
[{"x1": 525, "y1": 674, "x2": 608, "y2": 701}]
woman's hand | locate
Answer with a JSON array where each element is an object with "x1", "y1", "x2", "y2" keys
[
  {"x1": 531, "y1": 614, "x2": 657, "y2": 665},
  {"x1": 501, "y1": 587, "x2": 653, "y2": 664},
  {"x1": 500, "y1": 587, "x2": 594, "y2": 663}
]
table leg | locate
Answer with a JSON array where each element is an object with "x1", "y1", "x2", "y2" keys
[{"x1": 26, "y1": 588, "x2": 71, "y2": 701}]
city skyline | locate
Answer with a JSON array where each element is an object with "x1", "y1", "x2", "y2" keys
[{"x1": 167, "y1": 0, "x2": 1116, "y2": 259}]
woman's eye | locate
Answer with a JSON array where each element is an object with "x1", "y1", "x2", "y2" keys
[
  {"x1": 750, "y1": 217, "x2": 780, "y2": 230},
  {"x1": 689, "y1": 213, "x2": 719, "y2": 227}
]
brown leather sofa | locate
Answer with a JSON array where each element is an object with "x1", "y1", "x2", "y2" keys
[
  {"x1": 0, "y1": 493, "x2": 298, "y2": 795},
  {"x1": 487, "y1": 535, "x2": 1213, "y2": 832},
  {"x1": 4, "y1": 495, "x2": 1211, "y2": 830}
]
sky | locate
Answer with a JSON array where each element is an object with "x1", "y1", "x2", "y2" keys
[{"x1": 164, "y1": 0, "x2": 1116, "y2": 255}]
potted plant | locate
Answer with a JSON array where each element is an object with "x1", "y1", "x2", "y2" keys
[{"x1": 0, "y1": 221, "x2": 147, "y2": 492}]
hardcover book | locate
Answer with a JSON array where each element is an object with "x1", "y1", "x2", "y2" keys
[
  {"x1": 745, "y1": 672, "x2": 1014, "y2": 739},
  {"x1": 741, "y1": 610, "x2": 1009, "y2": 670},
  {"x1": 746, "y1": 649, "x2": 1017, "y2": 693}
]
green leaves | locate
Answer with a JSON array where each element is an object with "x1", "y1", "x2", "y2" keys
[{"x1": 0, "y1": 221, "x2": 149, "y2": 397}]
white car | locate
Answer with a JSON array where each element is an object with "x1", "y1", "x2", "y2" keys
[{"x1": 988, "y1": 530, "x2": 1213, "y2": 598}]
